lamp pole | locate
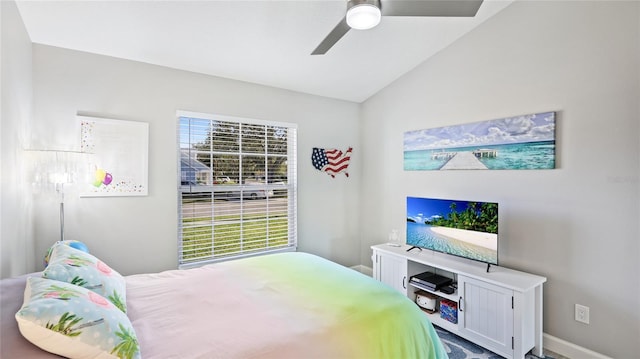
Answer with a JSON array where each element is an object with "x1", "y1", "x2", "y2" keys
[{"x1": 56, "y1": 182, "x2": 65, "y2": 243}]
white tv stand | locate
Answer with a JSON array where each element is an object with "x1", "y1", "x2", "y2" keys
[{"x1": 371, "y1": 244, "x2": 546, "y2": 359}]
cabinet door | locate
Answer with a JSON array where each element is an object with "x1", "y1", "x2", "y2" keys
[
  {"x1": 373, "y1": 251, "x2": 408, "y2": 295},
  {"x1": 458, "y1": 275, "x2": 514, "y2": 358}
]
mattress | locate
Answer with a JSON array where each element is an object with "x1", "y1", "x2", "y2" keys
[{"x1": 1, "y1": 252, "x2": 447, "y2": 358}]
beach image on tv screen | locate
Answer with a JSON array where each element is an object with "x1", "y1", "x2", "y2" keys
[{"x1": 406, "y1": 197, "x2": 498, "y2": 265}]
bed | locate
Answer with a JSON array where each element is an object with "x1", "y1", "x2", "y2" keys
[{"x1": 1, "y1": 249, "x2": 447, "y2": 359}]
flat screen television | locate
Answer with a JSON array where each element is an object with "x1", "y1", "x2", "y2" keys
[{"x1": 406, "y1": 197, "x2": 498, "y2": 266}]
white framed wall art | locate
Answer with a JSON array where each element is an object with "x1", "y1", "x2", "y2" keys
[{"x1": 79, "y1": 115, "x2": 149, "y2": 197}]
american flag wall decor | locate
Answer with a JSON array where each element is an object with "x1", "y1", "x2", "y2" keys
[{"x1": 311, "y1": 147, "x2": 353, "y2": 178}]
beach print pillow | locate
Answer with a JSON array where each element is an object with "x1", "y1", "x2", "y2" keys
[
  {"x1": 15, "y1": 277, "x2": 140, "y2": 359},
  {"x1": 43, "y1": 243, "x2": 127, "y2": 313},
  {"x1": 44, "y1": 240, "x2": 90, "y2": 268}
]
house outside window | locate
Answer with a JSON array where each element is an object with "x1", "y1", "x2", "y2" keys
[{"x1": 177, "y1": 111, "x2": 297, "y2": 267}]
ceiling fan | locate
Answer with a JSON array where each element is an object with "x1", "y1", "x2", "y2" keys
[{"x1": 312, "y1": 0, "x2": 484, "y2": 55}]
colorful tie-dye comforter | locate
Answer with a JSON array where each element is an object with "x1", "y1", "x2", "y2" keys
[{"x1": 125, "y1": 252, "x2": 447, "y2": 359}]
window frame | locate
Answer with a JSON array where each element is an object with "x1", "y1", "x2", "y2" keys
[{"x1": 177, "y1": 110, "x2": 297, "y2": 268}]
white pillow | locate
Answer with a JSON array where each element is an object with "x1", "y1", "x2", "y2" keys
[{"x1": 15, "y1": 277, "x2": 140, "y2": 359}]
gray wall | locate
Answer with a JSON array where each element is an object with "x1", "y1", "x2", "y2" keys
[
  {"x1": 28, "y1": 45, "x2": 361, "y2": 275},
  {"x1": 359, "y1": 1, "x2": 639, "y2": 358},
  {"x1": 0, "y1": 0, "x2": 34, "y2": 278}
]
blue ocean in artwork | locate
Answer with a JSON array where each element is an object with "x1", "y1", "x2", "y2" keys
[{"x1": 404, "y1": 140, "x2": 555, "y2": 170}]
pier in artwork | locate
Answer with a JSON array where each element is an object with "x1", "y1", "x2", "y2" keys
[{"x1": 431, "y1": 149, "x2": 497, "y2": 160}]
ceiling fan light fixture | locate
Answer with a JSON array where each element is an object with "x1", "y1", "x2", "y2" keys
[{"x1": 346, "y1": 2, "x2": 381, "y2": 30}]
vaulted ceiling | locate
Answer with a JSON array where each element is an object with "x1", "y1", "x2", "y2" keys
[{"x1": 16, "y1": 0, "x2": 513, "y2": 103}]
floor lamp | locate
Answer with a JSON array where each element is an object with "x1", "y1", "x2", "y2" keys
[{"x1": 29, "y1": 149, "x2": 85, "y2": 243}]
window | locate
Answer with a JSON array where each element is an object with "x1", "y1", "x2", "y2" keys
[{"x1": 177, "y1": 111, "x2": 297, "y2": 267}]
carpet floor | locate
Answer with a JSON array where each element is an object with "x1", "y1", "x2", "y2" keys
[{"x1": 435, "y1": 326, "x2": 567, "y2": 359}]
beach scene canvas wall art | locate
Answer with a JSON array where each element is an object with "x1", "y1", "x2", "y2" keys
[{"x1": 404, "y1": 111, "x2": 556, "y2": 170}]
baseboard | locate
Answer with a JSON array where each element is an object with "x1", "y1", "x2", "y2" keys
[
  {"x1": 543, "y1": 333, "x2": 612, "y2": 359},
  {"x1": 350, "y1": 265, "x2": 373, "y2": 277}
]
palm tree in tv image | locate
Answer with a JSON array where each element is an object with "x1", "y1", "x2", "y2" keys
[{"x1": 428, "y1": 201, "x2": 497, "y2": 234}]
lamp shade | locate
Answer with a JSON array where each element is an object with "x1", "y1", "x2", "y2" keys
[
  {"x1": 27, "y1": 149, "x2": 89, "y2": 194},
  {"x1": 346, "y1": 3, "x2": 381, "y2": 30}
]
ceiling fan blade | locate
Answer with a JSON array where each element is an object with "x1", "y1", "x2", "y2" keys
[
  {"x1": 381, "y1": 0, "x2": 483, "y2": 17},
  {"x1": 311, "y1": 17, "x2": 350, "y2": 55}
]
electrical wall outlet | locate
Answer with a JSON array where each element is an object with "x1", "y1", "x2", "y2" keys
[{"x1": 575, "y1": 304, "x2": 590, "y2": 324}]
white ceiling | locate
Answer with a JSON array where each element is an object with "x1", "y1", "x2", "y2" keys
[{"x1": 16, "y1": 0, "x2": 513, "y2": 103}]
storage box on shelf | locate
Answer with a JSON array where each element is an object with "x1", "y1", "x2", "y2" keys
[
  {"x1": 440, "y1": 299, "x2": 458, "y2": 324},
  {"x1": 415, "y1": 290, "x2": 438, "y2": 313},
  {"x1": 371, "y1": 244, "x2": 546, "y2": 359}
]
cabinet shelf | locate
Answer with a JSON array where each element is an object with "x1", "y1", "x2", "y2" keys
[
  {"x1": 419, "y1": 309, "x2": 458, "y2": 333},
  {"x1": 408, "y1": 281, "x2": 458, "y2": 302},
  {"x1": 372, "y1": 244, "x2": 546, "y2": 359}
]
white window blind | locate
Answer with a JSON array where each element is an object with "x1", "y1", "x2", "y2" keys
[{"x1": 177, "y1": 111, "x2": 297, "y2": 267}]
